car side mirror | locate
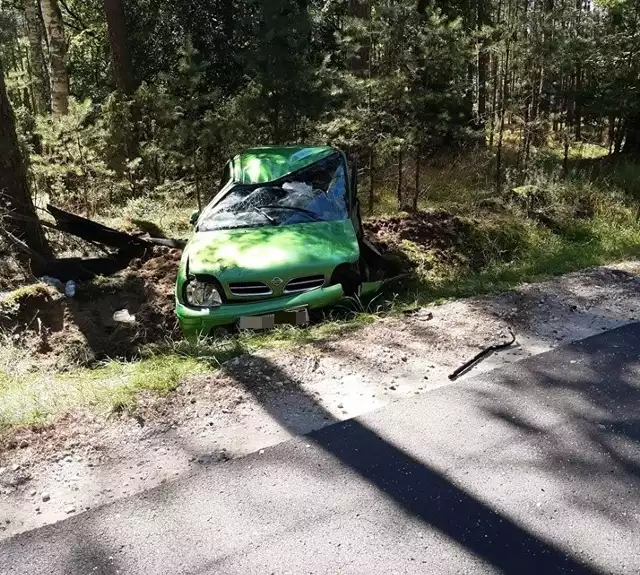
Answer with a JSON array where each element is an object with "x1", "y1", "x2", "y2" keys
[{"x1": 190, "y1": 210, "x2": 200, "y2": 227}]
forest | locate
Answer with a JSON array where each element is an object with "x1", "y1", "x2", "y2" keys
[{"x1": 0, "y1": 0, "x2": 638, "y2": 242}]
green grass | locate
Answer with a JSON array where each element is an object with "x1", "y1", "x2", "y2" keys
[
  {"x1": 98, "y1": 188, "x2": 196, "y2": 239},
  {"x1": 409, "y1": 216, "x2": 640, "y2": 303},
  {"x1": 0, "y1": 313, "x2": 379, "y2": 429},
  {"x1": 0, "y1": 354, "x2": 211, "y2": 428}
]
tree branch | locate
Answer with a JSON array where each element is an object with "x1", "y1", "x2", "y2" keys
[
  {"x1": 0, "y1": 223, "x2": 49, "y2": 266},
  {"x1": 58, "y1": 0, "x2": 88, "y2": 30}
]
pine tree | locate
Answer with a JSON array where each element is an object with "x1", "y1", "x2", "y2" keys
[
  {"x1": 104, "y1": 0, "x2": 135, "y2": 95},
  {"x1": 22, "y1": 0, "x2": 50, "y2": 114}
]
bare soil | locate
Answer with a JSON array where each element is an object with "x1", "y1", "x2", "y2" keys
[
  {"x1": 0, "y1": 247, "x2": 181, "y2": 367},
  {"x1": 1, "y1": 260, "x2": 639, "y2": 539},
  {"x1": 0, "y1": 211, "x2": 499, "y2": 366},
  {"x1": 364, "y1": 210, "x2": 487, "y2": 269}
]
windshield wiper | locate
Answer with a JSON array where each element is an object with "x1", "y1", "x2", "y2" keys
[
  {"x1": 251, "y1": 205, "x2": 277, "y2": 224},
  {"x1": 260, "y1": 205, "x2": 323, "y2": 221}
]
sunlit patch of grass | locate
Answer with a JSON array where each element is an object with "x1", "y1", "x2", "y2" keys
[
  {"x1": 402, "y1": 211, "x2": 640, "y2": 303},
  {"x1": 0, "y1": 353, "x2": 210, "y2": 428},
  {"x1": 234, "y1": 310, "x2": 378, "y2": 351},
  {"x1": 98, "y1": 191, "x2": 195, "y2": 240},
  {"x1": 0, "y1": 310, "x2": 381, "y2": 429}
]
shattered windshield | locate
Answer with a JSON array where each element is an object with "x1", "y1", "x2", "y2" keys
[{"x1": 198, "y1": 153, "x2": 348, "y2": 232}]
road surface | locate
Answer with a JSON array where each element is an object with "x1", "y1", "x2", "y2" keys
[{"x1": 1, "y1": 323, "x2": 639, "y2": 574}]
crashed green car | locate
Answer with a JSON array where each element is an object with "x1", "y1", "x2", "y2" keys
[{"x1": 175, "y1": 145, "x2": 382, "y2": 338}]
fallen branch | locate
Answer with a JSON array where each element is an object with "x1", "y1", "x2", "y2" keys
[
  {"x1": 46, "y1": 204, "x2": 186, "y2": 250},
  {"x1": 47, "y1": 204, "x2": 149, "y2": 254},
  {"x1": 0, "y1": 225, "x2": 49, "y2": 266},
  {"x1": 145, "y1": 237, "x2": 187, "y2": 249},
  {"x1": 448, "y1": 327, "x2": 516, "y2": 381},
  {"x1": 41, "y1": 256, "x2": 134, "y2": 281}
]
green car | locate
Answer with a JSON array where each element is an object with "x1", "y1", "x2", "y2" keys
[{"x1": 175, "y1": 145, "x2": 382, "y2": 338}]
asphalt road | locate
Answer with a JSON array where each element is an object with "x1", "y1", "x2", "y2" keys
[{"x1": 2, "y1": 324, "x2": 639, "y2": 574}]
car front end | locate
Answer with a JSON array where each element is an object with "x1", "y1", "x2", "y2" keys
[{"x1": 176, "y1": 219, "x2": 361, "y2": 338}]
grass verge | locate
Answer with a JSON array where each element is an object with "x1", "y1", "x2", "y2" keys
[{"x1": 0, "y1": 354, "x2": 206, "y2": 428}]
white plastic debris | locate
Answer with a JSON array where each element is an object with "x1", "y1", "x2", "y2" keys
[
  {"x1": 64, "y1": 280, "x2": 76, "y2": 298},
  {"x1": 113, "y1": 309, "x2": 136, "y2": 324},
  {"x1": 282, "y1": 181, "x2": 313, "y2": 195}
]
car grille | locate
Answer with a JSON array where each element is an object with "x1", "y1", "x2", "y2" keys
[
  {"x1": 228, "y1": 282, "x2": 272, "y2": 298},
  {"x1": 284, "y1": 275, "x2": 325, "y2": 294}
]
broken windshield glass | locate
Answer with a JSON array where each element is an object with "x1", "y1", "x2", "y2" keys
[{"x1": 198, "y1": 153, "x2": 348, "y2": 231}]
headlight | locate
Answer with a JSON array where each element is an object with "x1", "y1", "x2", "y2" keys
[{"x1": 185, "y1": 279, "x2": 222, "y2": 308}]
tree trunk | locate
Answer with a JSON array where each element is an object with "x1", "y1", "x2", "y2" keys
[
  {"x1": 574, "y1": 0, "x2": 583, "y2": 141},
  {"x1": 368, "y1": 146, "x2": 375, "y2": 213},
  {"x1": 104, "y1": 0, "x2": 139, "y2": 162},
  {"x1": 0, "y1": 58, "x2": 51, "y2": 266},
  {"x1": 489, "y1": 52, "x2": 499, "y2": 148},
  {"x1": 104, "y1": 0, "x2": 135, "y2": 95},
  {"x1": 40, "y1": 0, "x2": 69, "y2": 116},
  {"x1": 623, "y1": 114, "x2": 640, "y2": 154},
  {"x1": 495, "y1": 34, "x2": 511, "y2": 194},
  {"x1": 412, "y1": 144, "x2": 421, "y2": 211},
  {"x1": 614, "y1": 118, "x2": 625, "y2": 154},
  {"x1": 574, "y1": 65, "x2": 582, "y2": 141},
  {"x1": 477, "y1": 0, "x2": 488, "y2": 134},
  {"x1": 22, "y1": 0, "x2": 50, "y2": 114},
  {"x1": 608, "y1": 115, "x2": 615, "y2": 154},
  {"x1": 396, "y1": 149, "x2": 403, "y2": 209},
  {"x1": 348, "y1": 1, "x2": 371, "y2": 74},
  {"x1": 463, "y1": 0, "x2": 476, "y2": 127},
  {"x1": 488, "y1": 0, "x2": 503, "y2": 148}
]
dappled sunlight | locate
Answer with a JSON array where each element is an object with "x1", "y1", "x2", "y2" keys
[
  {"x1": 458, "y1": 328, "x2": 640, "y2": 534},
  {"x1": 187, "y1": 220, "x2": 359, "y2": 278}
]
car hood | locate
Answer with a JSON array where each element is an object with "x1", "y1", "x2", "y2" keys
[{"x1": 186, "y1": 220, "x2": 359, "y2": 280}]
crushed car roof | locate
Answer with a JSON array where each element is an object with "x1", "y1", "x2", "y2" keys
[{"x1": 232, "y1": 146, "x2": 336, "y2": 185}]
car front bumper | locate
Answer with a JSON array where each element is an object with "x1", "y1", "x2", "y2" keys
[{"x1": 176, "y1": 284, "x2": 347, "y2": 338}]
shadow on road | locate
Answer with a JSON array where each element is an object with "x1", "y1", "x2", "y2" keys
[
  {"x1": 49, "y1": 324, "x2": 640, "y2": 575},
  {"x1": 471, "y1": 324, "x2": 640, "y2": 528},
  {"x1": 214, "y1": 326, "x2": 640, "y2": 574}
]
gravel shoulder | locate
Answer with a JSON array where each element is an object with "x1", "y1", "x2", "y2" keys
[{"x1": 1, "y1": 261, "x2": 640, "y2": 539}]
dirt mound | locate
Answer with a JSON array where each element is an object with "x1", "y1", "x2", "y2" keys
[
  {"x1": 0, "y1": 285, "x2": 64, "y2": 355},
  {"x1": 364, "y1": 211, "x2": 483, "y2": 269},
  {"x1": 365, "y1": 210, "x2": 474, "y2": 251},
  {"x1": 126, "y1": 247, "x2": 181, "y2": 339},
  {"x1": 1, "y1": 247, "x2": 182, "y2": 367}
]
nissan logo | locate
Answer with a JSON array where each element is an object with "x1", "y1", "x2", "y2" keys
[{"x1": 271, "y1": 277, "x2": 284, "y2": 286}]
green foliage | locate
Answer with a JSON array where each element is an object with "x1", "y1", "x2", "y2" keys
[
  {"x1": 65, "y1": 0, "x2": 112, "y2": 101},
  {"x1": 28, "y1": 99, "x2": 117, "y2": 212},
  {"x1": 0, "y1": 0, "x2": 637, "y2": 231}
]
